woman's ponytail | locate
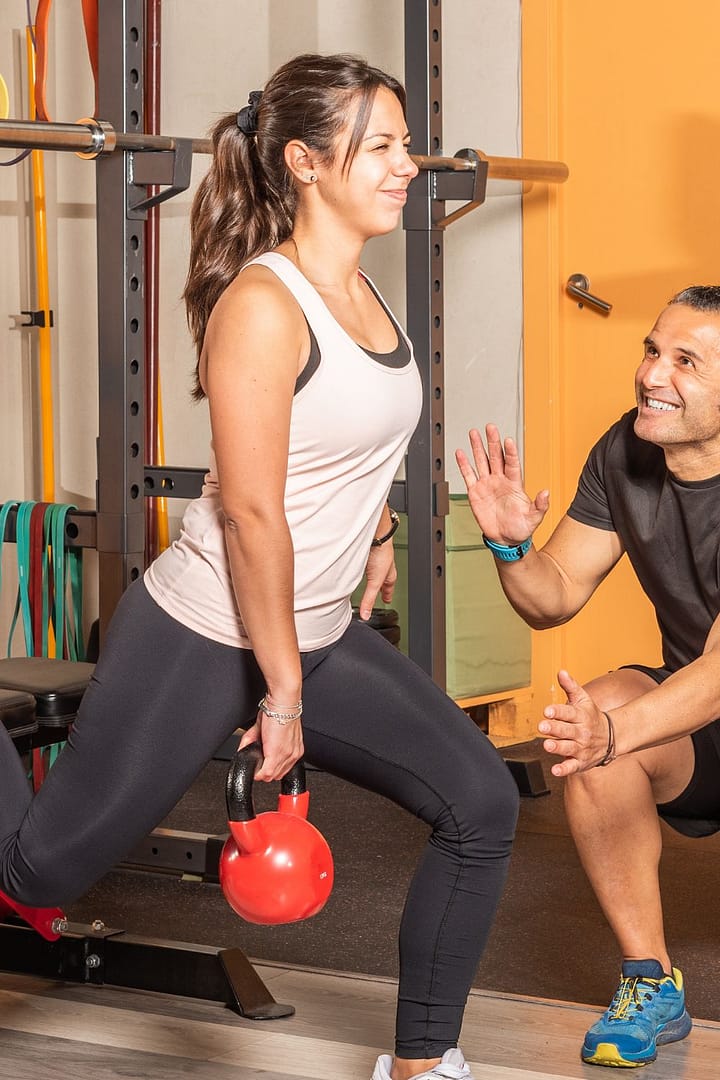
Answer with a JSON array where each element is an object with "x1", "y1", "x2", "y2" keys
[{"x1": 184, "y1": 110, "x2": 292, "y2": 398}]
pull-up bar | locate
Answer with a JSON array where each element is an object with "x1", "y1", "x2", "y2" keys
[
  {"x1": 0, "y1": 116, "x2": 568, "y2": 185},
  {"x1": 0, "y1": 116, "x2": 196, "y2": 156}
]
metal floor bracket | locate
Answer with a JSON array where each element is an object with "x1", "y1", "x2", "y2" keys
[{"x1": 0, "y1": 918, "x2": 294, "y2": 1020}]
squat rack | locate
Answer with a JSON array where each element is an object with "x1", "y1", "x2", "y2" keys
[{"x1": 0, "y1": 0, "x2": 566, "y2": 686}]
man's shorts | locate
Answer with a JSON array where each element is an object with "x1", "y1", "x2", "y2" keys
[{"x1": 623, "y1": 663, "x2": 720, "y2": 838}]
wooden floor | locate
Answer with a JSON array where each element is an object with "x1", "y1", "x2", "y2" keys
[{"x1": 0, "y1": 960, "x2": 718, "y2": 1079}]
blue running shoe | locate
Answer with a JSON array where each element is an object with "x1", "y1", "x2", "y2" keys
[{"x1": 582, "y1": 959, "x2": 692, "y2": 1068}]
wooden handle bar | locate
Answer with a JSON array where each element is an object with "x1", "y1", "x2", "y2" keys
[
  {"x1": 412, "y1": 150, "x2": 568, "y2": 184},
  {"x1": 473, "y1": 151, "x2": 569, "y2": 184}
]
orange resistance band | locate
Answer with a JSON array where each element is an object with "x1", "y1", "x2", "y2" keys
[{"x1": 33, "y1": 0, "x2": 99, "y2": 122}]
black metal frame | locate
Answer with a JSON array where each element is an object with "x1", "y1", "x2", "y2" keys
[
  {"x1": 0, "y1": 918, "x2": 294, "y2": 1019},
  {"x1": 402, "y1": 2, "x2": 448, "y2": 685},
  {"x1": 0, "y1": 504, "x2": 97, "y2": 549},
  {"x1": 121, "y1": 826, "x2": 225, "y2": 880},
  {"x1": 94, "y1": 0, "x2": 146, "y2": 631}
]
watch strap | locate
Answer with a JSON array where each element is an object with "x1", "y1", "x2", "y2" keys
[{"x1": 482, "y1": 534, "x2": 532, "y2": 562}]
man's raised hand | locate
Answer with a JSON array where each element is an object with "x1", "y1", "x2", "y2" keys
[{"x1": 455, "y1": 424, "x2": 550, "y2": 544}]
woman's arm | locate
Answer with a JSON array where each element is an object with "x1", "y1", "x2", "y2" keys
[
  {"x1": 357, "y1": 505, "x2": 399, "y2": 621},
  {"x1": 202, "y1": 268, "x2": 308, "y2": 781}
]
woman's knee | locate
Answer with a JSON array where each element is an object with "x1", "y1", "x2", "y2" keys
[
  {"x1": 473, "y1": 759, "x2": 520, "y2": 843},
  {"x1": 2, "y1": 869, "x2": 68, "y2": 909},
  {"x1": 432, "y1": 745, "x2": 520, "y2": 852},
  {"x1": 0, "y1": 835, "x2": 77, "y2": 908}
]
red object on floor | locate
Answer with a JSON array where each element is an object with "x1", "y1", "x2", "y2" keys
[{"x1": 0, "y1": 888, "x2": 65, "y2": 940}]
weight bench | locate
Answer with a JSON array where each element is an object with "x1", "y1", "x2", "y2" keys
[
  {"x1": 0, "y1": 656, "x2": 94, "y2": 731},
  {"x1": 0, "y1": 687, "x2": 39, "y2": 754},
  {"x1": 0, "y1": 657, "x2": 95, "y2": 787}
]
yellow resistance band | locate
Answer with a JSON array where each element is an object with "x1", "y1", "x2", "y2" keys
[
  {"x1": 26, "y1": 28, "x2": 55, "y2": 503},
  {"x1": 0, "y1": 72, "x2": 9, "y2": 118}
]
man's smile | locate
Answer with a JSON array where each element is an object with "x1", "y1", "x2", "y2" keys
[{"x1": 643, "y1": 396, "x2": 681, "y2": 412}]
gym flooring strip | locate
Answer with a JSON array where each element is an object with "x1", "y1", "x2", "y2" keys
[{"x1": 0, "y1": 966, "x2": 717, "y2": 1079}]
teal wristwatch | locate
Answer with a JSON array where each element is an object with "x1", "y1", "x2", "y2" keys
[{"x1": 482, "y1": 534, "x2": 533, "y2": 562}]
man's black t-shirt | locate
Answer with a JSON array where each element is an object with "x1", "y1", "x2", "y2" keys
[{"x1": 568, "y1": 409, "x2": 720, "y2": 673}]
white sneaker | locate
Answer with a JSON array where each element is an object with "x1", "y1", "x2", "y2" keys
[{"x1": 372, "y1": 1047, "x2": 474, "y2": 1079}]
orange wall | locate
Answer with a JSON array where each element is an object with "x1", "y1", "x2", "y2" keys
[{"x1": 521, "y1": 2, "x2": 720, "y2": 709}]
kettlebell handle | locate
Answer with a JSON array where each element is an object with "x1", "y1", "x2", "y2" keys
[{"x1": 226, "y1": 741, "x2": 307, "y2": 823}]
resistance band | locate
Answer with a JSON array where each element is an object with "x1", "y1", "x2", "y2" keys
[
  {"x1": 25, "y1": 28, "x2": 55, "y2": 501},
  {"x1": 0, "y1": 67, "x2": 32, "y2": 168},
  {"x1": 0, "y1": 71, "x2": 9, "y2": 118},
  {"x1": 2, "y1": 501, "x2": 85, "y2": 786},
  {"x1": 8, "y1": 502, "x2": 36, "y2": 657},
  {"x1": 0, "y1": 503, "x2": 19, "y2": 605},
  {"x1": 5, "y1": 501, "x2": 84, "y2": 662},
  {"x1": 33, "y1": 0, "x2": 99, "y2": 123}
]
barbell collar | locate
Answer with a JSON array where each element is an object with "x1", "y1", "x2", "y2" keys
[{"x1": 75, "y1": 118, "x2": 116, "y2": 159}]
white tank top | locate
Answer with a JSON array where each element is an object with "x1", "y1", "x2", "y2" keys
[{"x1": 145, "y1": 252, "x2": 422, "y2": 651}]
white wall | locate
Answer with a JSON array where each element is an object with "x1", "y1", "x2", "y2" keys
[
  {"x1": 0, "y1": 0, "x2": 522, "y2": 631},
  {"x1": 443, "y1": 1, "x2": 524, "y2": 487}
]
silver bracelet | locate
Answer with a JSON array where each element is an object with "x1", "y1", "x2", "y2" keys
[{"x1": 258, "y1": 695, "x2": 303, "y2": 725}]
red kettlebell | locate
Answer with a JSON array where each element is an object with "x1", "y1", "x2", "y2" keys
[{"x1": 219, "y1": 742, "x2": 334, "y2": 925}]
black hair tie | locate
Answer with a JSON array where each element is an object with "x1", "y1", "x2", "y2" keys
[{"x1": 237, "y1": 90, "x2": 263, "y2": 136}]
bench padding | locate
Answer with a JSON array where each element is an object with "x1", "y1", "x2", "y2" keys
[
  {"x1": 0, "y1": 686, "x2": 38, "y2": 739},
  {"x1": 0, "y1": 657, "x2": 94, "y2": 726}
]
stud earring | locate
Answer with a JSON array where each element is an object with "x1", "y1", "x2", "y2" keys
[{"x1": 307, "y1": 173, "x2": 317, "y2": 183}]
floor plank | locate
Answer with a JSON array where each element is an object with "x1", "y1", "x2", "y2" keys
[{"x1": 0, "y1": 964, "x2": 718, "y2": 1079}]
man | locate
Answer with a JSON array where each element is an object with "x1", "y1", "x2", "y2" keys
[{"x1": 456, "y1": 285, "x2": 720, "y2": 1069}]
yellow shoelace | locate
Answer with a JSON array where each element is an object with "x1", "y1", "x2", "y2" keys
[{"x1": 608, "y1": 977, "x2": 659, "y2": 1021}]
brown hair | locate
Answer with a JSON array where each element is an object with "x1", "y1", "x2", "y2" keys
[{"x1": 184, "y1": 53, "x2": 406, "y2": 398}]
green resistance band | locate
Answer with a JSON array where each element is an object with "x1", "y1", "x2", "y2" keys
[{"x1": 4, "y1": 501, "x2": 84, "y2": 660}]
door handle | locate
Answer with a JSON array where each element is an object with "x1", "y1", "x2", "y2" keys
[{"x1": 566, "y1": 274, "x2": 612, "y2": 315}]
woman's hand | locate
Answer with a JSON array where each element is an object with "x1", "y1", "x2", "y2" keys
[
  {"x1": 455, "y1": 424, "x2": 549, "y2": 544},
  {"x1": 357, "y1": 541, "x2": 397, "y2": 621},
  {"x1": 238, "y1": 712, "x2": 304, "y2": 781},
  {"x1": 538, "y1": 670, "x2": 614, "y2": 776}
]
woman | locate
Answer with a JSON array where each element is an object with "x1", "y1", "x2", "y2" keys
[{"x1": 0, "y1": 54, "x2": 518, "y2": 1080}]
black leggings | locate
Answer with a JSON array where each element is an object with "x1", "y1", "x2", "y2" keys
[{"x1": 0, "y1": 580, "x2": 519, "y2": 1059}]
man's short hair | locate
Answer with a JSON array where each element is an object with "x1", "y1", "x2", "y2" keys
[{"x1": 669, "y1": 285, "x2": 720, "y2": 313}]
